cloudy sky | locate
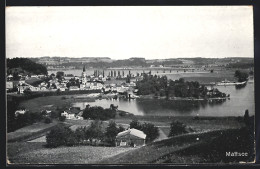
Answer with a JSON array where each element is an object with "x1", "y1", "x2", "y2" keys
[{"x1": 6, "y1": 6, "x2": 253, "y2": 60}]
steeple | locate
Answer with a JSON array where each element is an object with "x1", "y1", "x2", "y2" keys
[{"x1": 83, "y1": 65, "x2": 86, "y2": 72}]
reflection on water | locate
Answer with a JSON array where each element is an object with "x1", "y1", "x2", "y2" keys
[{"x1": 73, "y1": 83, "x2": 254, "y2": 117}]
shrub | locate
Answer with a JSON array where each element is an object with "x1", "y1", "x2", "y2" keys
[
  {"x1": 44, "y1": 117, "x2": 52, "y2": 124},
  {"x1": 59, "y1": 116, "x2": 66, "y2": 122},
  {"x1": 50, "y1": 111, "x2": 60, "y2": 119},
  {"x1": 168, "y1": 121, "x2": 188, "y2": 137}
]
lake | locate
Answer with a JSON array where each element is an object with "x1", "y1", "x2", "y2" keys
[{"x1": 72, "y1": 83, "x2": 255, "y2": 117}]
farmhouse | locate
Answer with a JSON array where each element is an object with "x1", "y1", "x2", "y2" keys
[
  {"x1": 116, "y1": 128, "x2": 146, "y2": 147},
  {"x1": 61, "y1": 107, "x2": 82, "y2": 119}
]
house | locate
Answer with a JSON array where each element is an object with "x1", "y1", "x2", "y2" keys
[
  {"x1": 116, "y1": 128, "x2": 146, "y2": 147},
  {"x1": 76, "y1": 110, "x2": 84, "y2": 120},
  {"x1": 7, "y1": 74, "x2": 13, "y2": 81},
  {"x1": 69, "y1": 86, "x2": 79, "y2": 91},
  {"x1": 61, "y1": 110, "x2": 76, "y2": 119},
  {"x1": 6, "y1": 81, "x2": 13, "y2": 90},
  {"x1": 17, "y1": 82, "x2": 32, "y2": 94},
  {"x1": 61, "y1": 107, "x2": 81, "y2": 119},
  {"x1": 15, "y1": 109, "x2": 27, "y2": 117}
]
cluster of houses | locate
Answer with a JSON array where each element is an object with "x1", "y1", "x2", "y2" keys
[{"x1": 6, "y1": 66, "x2": 138, "y2": 94}]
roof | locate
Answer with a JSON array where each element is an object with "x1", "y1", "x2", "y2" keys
[{"x1": 116, "y1": 128, "x2": 146, "y2": 139}]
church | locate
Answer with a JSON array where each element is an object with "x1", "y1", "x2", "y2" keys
[{"x1": 81, "y1": 65, "x2": 87, "y2": 87}]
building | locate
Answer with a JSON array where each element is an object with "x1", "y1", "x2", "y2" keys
[
  {"x1": 6, "y1": 81, "x2": 13, "y2": 90},
  {"x1": 82, "y1": 65, "x2": 87, "y2": 85},
  {"x1": 69, "y1": 86, "x2": 79, "y2": 91},
  {"x1": 15, "y1": 109, "x2": 27, "y2": 117},
  {"x1": 61, "y1": 107, "x2": 81, "y2": 119},
  {"x1": 116, "y1": 128, "x2": 146, "y2": 147}
]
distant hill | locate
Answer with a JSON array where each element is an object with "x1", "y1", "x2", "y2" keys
[
  {"x1": 25, "y1": 56, "x2": 254, "y2": 69},
  {"x1": 7, "y1": 58, "x2": 48, "y2": 75}
]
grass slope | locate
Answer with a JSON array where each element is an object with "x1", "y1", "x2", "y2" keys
[
  {"x1": 8, "y1": 144, "x2": 134, "y2": 164},
  {"x1": 100, "y1": 128, "x2": 254, "y2": 164}
]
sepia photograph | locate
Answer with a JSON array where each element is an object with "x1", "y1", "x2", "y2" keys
[{"x1": 6, "y1": 6, "x2": 255, "y2": 164}]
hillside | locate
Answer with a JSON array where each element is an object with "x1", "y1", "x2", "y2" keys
[
  {"x1": 99, "y1": 128, "x2": 254, "y2": 164},
  {"x1": 7, "y1": 58, "x2": 48, "y2": 76}
]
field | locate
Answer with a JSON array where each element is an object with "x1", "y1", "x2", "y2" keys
[
  {"x1": 18, "y1": 94, "x2": 95, "y2": 112},
  {"x1": 7, "y1": 121, "x2": 60, "y2": 142},
  {"x1": 7, "y1": 142, "x2": 134, "y2": 164}
]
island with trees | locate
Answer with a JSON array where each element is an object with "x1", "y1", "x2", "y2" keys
[{"x1": 136, "y1": 73, "x2": 228, "y2": 100}]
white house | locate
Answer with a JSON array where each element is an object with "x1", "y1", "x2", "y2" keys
[
  {"x1": 61, "y1": 107, "x2": 81, "y2": 120},
  {"x1": 61, "y1": 110, "x2": 76, "y2": 119},
  {"x1": 15, "y1": 109, "x2": 27, "y2": 117},
  {"x1": 116, "y1": 128, "x2": 146, "y2": 147}
]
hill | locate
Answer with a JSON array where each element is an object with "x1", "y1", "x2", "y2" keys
[
  {"x1": 7, "y1": 58, "x2": 48, "y2": 76},
  {"x1": 100, "y1": 128, "x2": 254, "y2": 164}
]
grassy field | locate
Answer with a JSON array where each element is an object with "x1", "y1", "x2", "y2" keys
[
  {"x1": 7, "y1": 121, "x2": 60, "y2": 142},
  {"x1": 18, "y1": 94, "x2": 95, "y2": 112},
  {"x1": 8, "y1": 143, "x2": 134, "y2": 164}
]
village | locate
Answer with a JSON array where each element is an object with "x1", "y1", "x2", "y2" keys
[{"x1": 6, "y1": 65, "x2": 139, "y2": 94}]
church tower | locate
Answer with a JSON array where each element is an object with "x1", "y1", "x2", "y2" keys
[{"x1": 82, "y1": 65, "x2": 87, "y2": 85}]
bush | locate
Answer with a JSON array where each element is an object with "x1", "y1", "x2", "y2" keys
[
  {"x1": 50, "y1": 111, "x2": 60, "y2": 119},
  {"x1": 59, "y1": 116, "x2": 66, "y2": 122},
  {"x1": 46, "y1": 125, "x2": 74, "y2": 148},
  {"x1": 44, "y1": 117, "x2": 52, "y2": 124},
  {"x1": 168, "y1": 121, "x2": 188, "y2": 137}
]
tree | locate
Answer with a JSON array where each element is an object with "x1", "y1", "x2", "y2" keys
[
  {"x1": 141, "y1": 123, "x2": 159, "y2": 143},
  {"x1": 168, "y1": 121, "x2": 188, "y2": 137},
  {"x1": 75, "y1": 126, "x2": 88, "y2": 144},
  {"x1": 46, "y1": 125, "x2": 74, "y2": 147},
  {"x1": 235, "y1": 70, "x2": 249, "y2": 82},
  {"x1": 118, "y1": 125, "x2": 125, "y2": 133},
  {"x1": 129, "y1": 119, "x2": 142, "y2": 130},
  {"x1": 105, "y1": 121, "x2": 119, "y2": 145},
  {"x1": 87, "y1": 120, "x2": 104, "y2": 144}
]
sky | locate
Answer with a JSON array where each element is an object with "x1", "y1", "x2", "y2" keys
[{"x1": 6, "y1": 6, "x2": 254, "y2": 60}]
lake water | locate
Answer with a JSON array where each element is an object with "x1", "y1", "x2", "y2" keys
[{"x1": 72, "y1": 83, "x2": 255, "y2": 117}]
